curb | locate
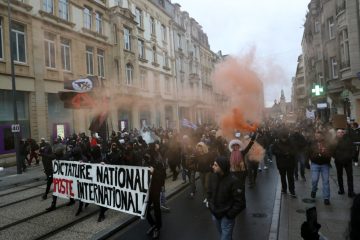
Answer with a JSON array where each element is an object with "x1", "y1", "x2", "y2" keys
[{"x1": 268, "y1": 176, "x2": 281, "y2": 240}]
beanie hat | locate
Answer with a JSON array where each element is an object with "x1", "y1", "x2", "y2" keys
[{"x1": 215, "y1": 156, "x2": 230, "y2": 173}]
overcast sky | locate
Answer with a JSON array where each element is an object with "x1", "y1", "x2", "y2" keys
[{"x1": 174, "y1": 0, "x2": 310, "y2": 107}]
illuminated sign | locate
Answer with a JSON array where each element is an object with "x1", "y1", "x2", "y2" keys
[{"x1": 312, "y1": 85, "x2": 324, "y2": 96}]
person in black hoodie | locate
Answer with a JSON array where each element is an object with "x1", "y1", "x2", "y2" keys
[
  {"x1": 333, "y1": 129, "x2": 356, "y2": 198},
  {"x1": 145, "y1": 142, "x2": 166, "y2": 240},
  {"x1": 207, "y1": 156, "x2": 245, "y2": 240},
  {"x1": 19, "y1": 139, "x2": 28, "y2": 172},
  {"x1": 273, "y1": 129, "x2": 297, "y2": 197},
  {"x1": 39, "y1": 141, "x2": 55, "y2": 200}
]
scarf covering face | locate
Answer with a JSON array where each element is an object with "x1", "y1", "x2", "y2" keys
[{"x1": 230, "y1": 150, "x2": 246, "y2": 172}]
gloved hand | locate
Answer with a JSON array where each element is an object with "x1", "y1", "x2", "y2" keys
[{"x1": 251, "y1": 132, "x2": 257, "y2": 141}]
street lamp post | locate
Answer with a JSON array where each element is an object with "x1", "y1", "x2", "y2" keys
[{"x1": 7, "y1": 0, "x2": 22, "y2": 174}]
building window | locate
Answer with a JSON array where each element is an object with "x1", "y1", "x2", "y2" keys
[
  {"x1": 59, "y1": 0, "x2": 69, "y2": 21},
  {"x1": 161, "y1": 24, "x2": 166, "y2": 42},
  {"x1": 60, "y1": 38, "x2": 71, "y2": 71},
  {"x1": 339, "y1": 29, "x2": 350, "y2": 68},
  {"x1": 165, "y1": 77, "x2": 170, "y2": 92},
  {"x1": 126, "y1": 63, "x2": 133, "y2": 85},
  {"x1": 115, "y1": 59, "x2": 120, "y2": 83},
  {"x1": 177, "y1": 34, "x2": 181, "y2": 49},
  {"x1": 180, "y1": 57, "x2": 184, "y2": 71},
  {"x1": 135, "y1": 8, "x2": 142, "y2": 27},
  {"x1": 114, "y1": 0, "x2": 122, "y2": 6},
  {"x1": 163, "y1": 52, "x2": 169, "y2": 67},
  {"x1": 0, "y1": 18, "x2": 3, "y2": 60},
  {"x1": 97, "y1": 49, "x2": 105, "y2": 78},
  {"x1": 314, "y1": 21, "x2": 320, "y2": 33},
  {"x1": 95, "y1": 12, "x2": 102, "y2": 34},
  {"x1": 124, "y1": 27, "x2": 131, "y2": 50},
  {"x1": 140, "y1": 71, "x2": 147, "y2": 89},
  {"x1": 43, "y1": 0, "x2": 54, "y2": 14},
  {"x1": 86, "y1": 46, "x2": 94, "y2": 75},
  {"x1": 328, "y1": 17, "x2": 335, "y2": 39},
  {"x1": 330, "y1": 57, "x2": 338, "y2": 79},
  {"x1": 83, "y1": 7, "x2": 92, "y2": 29},
  {"x1": 44, "y1": 32, "x2": 56, "y2": 68},
  {"x1": 113, "y1": 24, "x2": 118, "y2": 44},
  {"x1": 11, "y1": 22, "x2": 26, "y2": 63},
  {"x1": 138, "y1": 39, "x2": 145, "y2": 58},
  {"x1": 152, "y1": 46, "x2": 157, "y2": 63},
  {"x1": 150, "y1": 17, "x2": 155, "y2": 35}
]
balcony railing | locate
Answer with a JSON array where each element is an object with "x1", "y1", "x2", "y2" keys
[
  {"x1": 189, "y1": 73, "x2": 200, "y2": 83},
  {"x1": 340, "y1": 59, "x2": 350, "y2": 69},
  {"x1": 336, "y1": 1, "x2": 346, "y2": 15}
]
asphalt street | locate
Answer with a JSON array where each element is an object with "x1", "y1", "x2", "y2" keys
[{"x1": 111, "y1": 162, "x2": 279, "y2": 240}]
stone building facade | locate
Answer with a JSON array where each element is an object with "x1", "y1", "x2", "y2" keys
[
  {"x1": 297, "y1": 0, "x2": 360, "y2": 122},
  {"x1": 0, "y1": 0, "x2": 224, "y2": 155}
]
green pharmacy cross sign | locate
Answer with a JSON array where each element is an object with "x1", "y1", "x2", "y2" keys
[{"x1": 312, "y1": 85, "x2": 324, "y2": 96}]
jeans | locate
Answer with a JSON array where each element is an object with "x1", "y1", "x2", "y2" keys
[
  {"x1": 294, "y1": 152, "x2": 306, "y2": 179},
  {"x1": 160, "y1": 186, "x2": 166, "y2": 206},
  {"x1": 266, "y1": 144, "x2": 273, "y2": 161},
  {"x1": 311, "y1": 163, "x2": 330, "y2": 200},
  {"x1": 212, "y1": 215, "x2": 235, "y2": 240}
]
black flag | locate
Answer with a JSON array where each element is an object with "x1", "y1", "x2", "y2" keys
[{"x1": 64, "y1": 76, "x2": 101, "y2": 92}]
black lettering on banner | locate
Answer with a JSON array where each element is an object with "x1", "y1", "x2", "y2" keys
[
  {"x1": 134, "y1": 169, "x2": 142, "y2": 192},
  {"x1": 85, "y1": 165, "x2": 92, "y2": 180},
  {"x1": 54, "y1": 161, "x2": 150, "y2": 216},
  {"x1": 108, "y1": 168, "x2": 115, "y2": 185},
  {"x1": 121, "y1": 190, "x2": 128, "y2": 210},
  {"x1": 115, "y1": 189, "x2": 121, "y2": 208},
  {"x1": 79, "y1": 164, "x2": 85, "y2": 179},
  {"x1": 103, "y1": 167, "x2": 109, "y2": 185},
  {"x1": 97, "y1": 166, "x2": 104, "y2": 183},
  {"x1": 53, "y1": 161, "x2": 59, "y2": 174},
  {"x1": 118, "y1": 168, "x2": 125, "y2": 188},
  {"x1": 126, "y1": 168, "x2": 134, "y2": 190},
  {"x1": 77, "y1": 180, "x2": 84, "y2": 199}
]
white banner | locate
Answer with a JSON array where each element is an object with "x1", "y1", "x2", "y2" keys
[
  {"x1": 306, "y1": 109, "x2": 315, "y2": 119},
  {"x1": 52, "y1": 160, "x2": 151, "y2": 217}
]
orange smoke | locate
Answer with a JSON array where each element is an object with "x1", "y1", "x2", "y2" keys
[
  {"x1": 221, "y1": 108, "x2": 258, "y2": 137},
  {"x1": 212, "y1": 53, "x2": 263, "y2": 138}
]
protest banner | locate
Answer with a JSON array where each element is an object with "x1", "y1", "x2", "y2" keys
[
  {"x1": 332, "y1": 114, "x2": 347, "y2": 129},
  {"x1": 52, "y1": 160, "x2": 151, "y2": 218}
]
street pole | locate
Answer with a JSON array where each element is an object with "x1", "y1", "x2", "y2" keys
[{"x1": 8, "y1": 0, "x2": 22, "y2": 174}]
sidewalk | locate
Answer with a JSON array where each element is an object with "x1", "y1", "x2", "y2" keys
[
  {"x1": 278, "y1": 163, "x2": 360, "y2": 240},
  {"x1": 0, "y1": 163, "x2": 46, "y2": 191}
]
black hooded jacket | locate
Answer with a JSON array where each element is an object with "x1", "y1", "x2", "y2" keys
[
  {"x1": 207, "y1": 157, "x2": 245, "y2": 219},
  {"x1": 333, "y1": 134, "x2": 355, "y2": 164}
]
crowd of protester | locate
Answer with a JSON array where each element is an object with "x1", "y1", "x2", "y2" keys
[{"x1": 18, "y1": 118, "x2": 360, "y2": 240}]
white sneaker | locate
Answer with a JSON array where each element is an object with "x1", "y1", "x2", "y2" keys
[
  {"x1": 264, "y1": 166, "x2": 268, "y2": 170},
  {"x1": 355, "y1": 162, "x2": 358, "y2": 167},
  {"x1": 203, "y1": 198, "x2": 207, "y2": 203}
]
